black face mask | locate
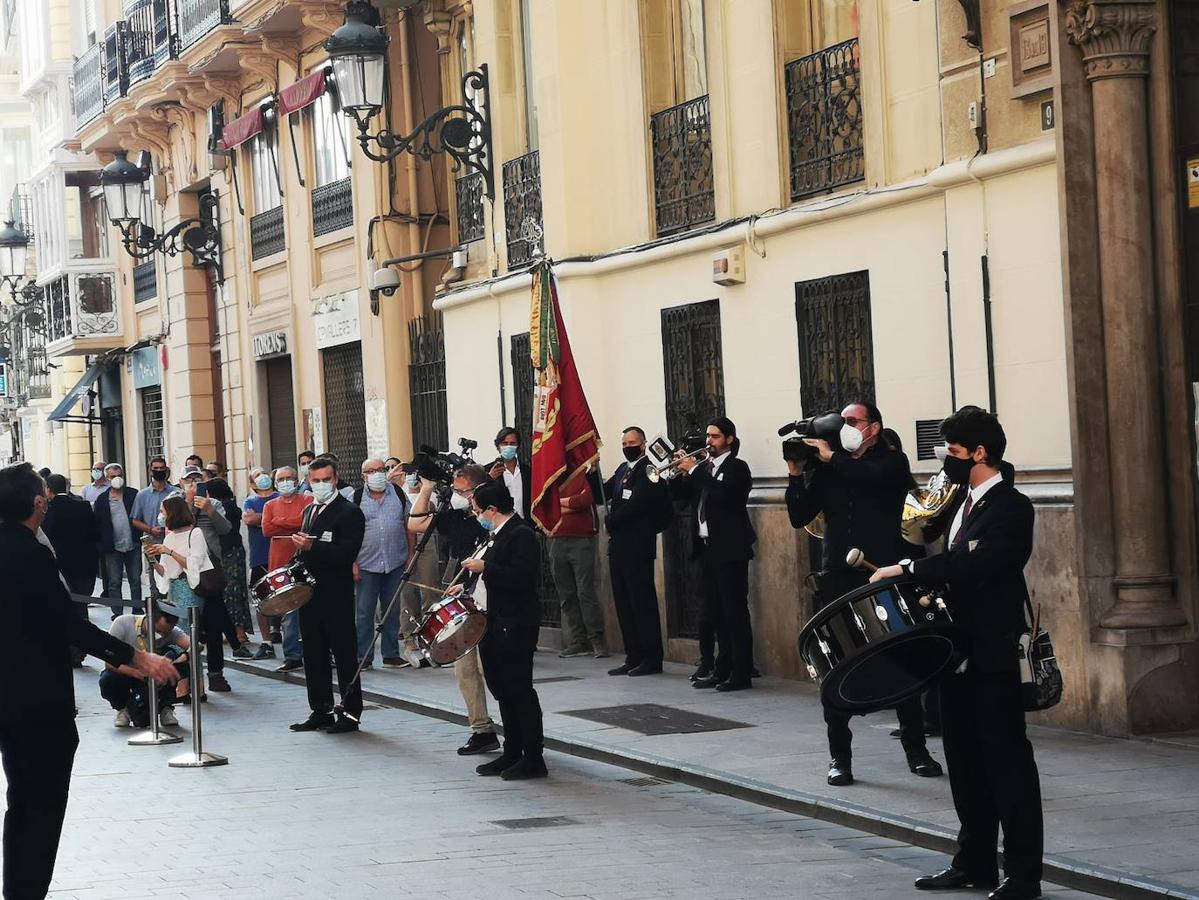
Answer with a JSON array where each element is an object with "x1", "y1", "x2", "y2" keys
[
  {"x1": 942, "y1": 453, "x2": 977, "y2": 485},
  {"x1": 622, "y1": 446, "x2": 642, "y2": 463},
  {"x1": 151, "y1": 469, "x2": 169, "y2": 482}
]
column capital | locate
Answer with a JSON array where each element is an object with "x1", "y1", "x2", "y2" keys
[{"x1": 1066, "y1": 0, "x2": 1157, "y2": 81}]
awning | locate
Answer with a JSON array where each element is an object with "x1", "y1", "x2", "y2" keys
[
  {"x1": 219, "y1": 106, "x2": 265, "y2": 152},
  {"x1": 278, "y1": 69, "x2": 327, "y2": 117},
  {"x1": 47, "y1": 360, "x2": 105, "y2": 422}
]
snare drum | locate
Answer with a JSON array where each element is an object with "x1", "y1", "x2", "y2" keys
[
  {"x1": 415, "y1": 595, "x2": 487, "y2": 666},
  {"x1": 250, "y1": 561, "x2": 316, "y2": 617},
  {"x1": 798, "y1": 576, "x2": 961, "y2": 714}
]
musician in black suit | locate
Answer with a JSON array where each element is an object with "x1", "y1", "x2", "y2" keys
[
  {"x1": 288, "y1": 456, "x2": 366, "y2": 735},
  {"x1": 872, "y1": 407, "x2": 1042, "y2": 900},
  {"x1": 451, "y1": 481, "x2": 546, "y2": 780},
  {"x1": 0, "y1": 463, "x2": 178, "y2": 900},
  {"x1": 675, "y1": 416, "x2": 756, "y2": 692},
  {"x1": 488, "y1": 426, "x2": 532, "y2": 519},
  {"x1": 785, "y1": 401, "x2": 942, "y2": 787},
  {"x1": 603, "y1": 426, "x2": 670, "y2": 676}
]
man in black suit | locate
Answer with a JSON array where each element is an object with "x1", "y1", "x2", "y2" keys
[
  {"x1": 43, "y1": 474, "x2": 102, "y2": 666},
  {"x1": 872, "y1": 407, "x2": 1042, "y2": 900},
  {"x1": 604, "y1": 426, "x2": 669, "y2": 676},
  {"x1": 785, "y1": 401, "x2": 942, "y2": 786},
  {"x1": 488, "y1": 426, "x2": 532, "y2": 519},
  {"x1": 0, "y1": 463, "x2": 178, "y2": 900},
  {"x1": 452, "y1": 480, "x2": 546, "y2": 781},
  {"x1": 289, "y1": 456, "x2": 366, "y2": 735},
  {"x1": 675, "y1": 416, "x2": 756, "y2": 692}
]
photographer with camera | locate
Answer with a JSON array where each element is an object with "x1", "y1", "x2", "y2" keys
[
  {"x1": 785, "y1": 401, "x2": 943, "y2": 787},
  {"x1": 488, "y1": 427, "x2": 531, "y2": 518}
]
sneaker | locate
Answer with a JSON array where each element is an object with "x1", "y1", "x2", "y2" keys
[
  {"x1": 159, "y1": 707, "x2": 179, "y2": 727},
  {"x1": 113, "y1": 709, "x2": 131, "y2": 728},
  {"x1": 276, "y1": 659, "x2": 304, "y2": 673},
  {"x1": 457, "y1": 731, "x2": 501, "y2": 755},
  {"x1": 232, "y1": 645, "x2": 254, "y2": 659},
  {"x1": 208, "y1": 673, "x2": 231, "y2": 692},
  {"x1": 382, "y1": 656, "x2": 406, "y2": 667},
  {"x1": 592, "y1": 646, "x2": 610, "y2": 659},
  {"x1": 558, "y1": 643, "x2": 590, "y2": 658},
  {"x1": 252, "y1": 643, "x2": 277, "y2": 660}
]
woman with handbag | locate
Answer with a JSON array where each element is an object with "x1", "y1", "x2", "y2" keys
[
  {"x1": 147, "y1": 495, "x2": 215, "y2": 704},
  {"x1": 203, "y1": 477, "x2": 255, "y2": 650}
]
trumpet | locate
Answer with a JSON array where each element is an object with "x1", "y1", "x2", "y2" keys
[{"x1": 646, "y1": 447, "x2": 711, "y2": 482}]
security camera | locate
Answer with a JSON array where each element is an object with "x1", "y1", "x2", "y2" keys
[{"x1": 371, "y1": 267, "x2": 400, "y2": 297}]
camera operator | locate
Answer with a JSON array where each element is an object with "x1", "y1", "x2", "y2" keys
[
  {"x1": 410, "y1": 462, "x2": 501, "y2": 757},
  {"x1": 785, "y1": 401, "x2": 943, "y2": 787}
]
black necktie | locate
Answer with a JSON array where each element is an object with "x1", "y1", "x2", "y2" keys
[{"x1": 697, "y1": 462, "x2": 713, "y2": 524}]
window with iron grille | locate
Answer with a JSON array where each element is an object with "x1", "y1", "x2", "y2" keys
[
  {"x1": 650, "y1": 95, "x2": 715, "y2": 237},
  {"x1": 250, "y1": 207, "x2": 285, "y2": 260},
  {"x1": 510, "y1": 331, "x2": 560, "y2": 628},
  {"x1": 785, "y1": 37, "x2": 864, "y2": 201},
  {"x1": 794, "y1": 271, "x2": 874, "y2": 416},
  {"x1": 312, "y1": 177, "x2": 353, "y2": 237},
  {"x1": 456, "y1": 172, "x2": 485, "y2": 245},
  {"x1": 140, "y1": 386, "x2": 164, "y2": 470},
  {"x1": 408, "y1": 314, "x2": 448, "y2": 453},
  {"x1": 660, "y1": 299, "x2": 725, "y2": 639},
  {"x1": 320, "y1": 341, "x2": 368, "y2": 487},
  {"x1": 133, "y1": 260, "x2": 157, "y2": 303},
  {"x1": 502, "y1": 151, "x2": 543, "y2": 269}
]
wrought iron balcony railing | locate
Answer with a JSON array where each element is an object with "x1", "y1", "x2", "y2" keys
[
  {"x1": 650, "y1": 95, "x2": 715, "y2": 237},
  {"x1": 177, "y1": 0, "x2": 230, "y2": 51},
  {"x1": 73, "y1": 43, "x2": 105, "y2": 127},
  {"x1": 312, "y1": 177, "x2": 353, "y2": 237},
  {"x1": 455, "y1": 171, "x2": 485, "y2": 245},
  {"x1": 125, "y1": 0, "x2": 156, "y2": 85},
  {"x1": 250, "y1": 206, "x2": 285, "y2": 260},
  {"x1": 133, "y1": 259, "x2": 157, "y2": 303},
  {"x1": 44, "y1": 272, "x2": 121, "y2": 347},
  {"x1": 502, "y1": 150, "x2": 543, "y2": 269},
  {"x1": 102, "y1": 22, "x2": 129, "y2": 105},
  {"x1": 785, "y1": 37, "x2": 864, "y2": 201}
]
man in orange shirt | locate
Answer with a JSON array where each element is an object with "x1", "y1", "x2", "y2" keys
[{"x1": 261, "y1": 465, "x2": 314, "y2": 672}]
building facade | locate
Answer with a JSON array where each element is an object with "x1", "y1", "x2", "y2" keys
[{"x1": 17, "y1": 0, "x2": 1199, "y2": 736}]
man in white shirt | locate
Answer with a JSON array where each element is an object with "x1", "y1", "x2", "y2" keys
[{"x1": 488, "y1": 427, "x2": 530, "y2": 520}]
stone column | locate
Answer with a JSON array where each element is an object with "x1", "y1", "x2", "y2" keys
[{"x1": 1066, "y1": 0, "x2": 1183, "y2": 628}]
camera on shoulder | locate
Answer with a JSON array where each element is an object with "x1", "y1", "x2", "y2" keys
[{"x1": 778, "y1": 411, "x2": 847, "y2": 462}]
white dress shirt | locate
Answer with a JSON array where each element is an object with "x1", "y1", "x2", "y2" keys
[
  {"x1": 467, "y1": 515, "x2": 512, "y2": 611},
  {"x1": 945, "y1": 470, "x2": 1004, "y2": 548},
  {"x1": 697, "y1": 451, "x2": 730, "y2": 540},
  {"x1": 503, "y1": 465, "x2": 525, "y2": 519}
]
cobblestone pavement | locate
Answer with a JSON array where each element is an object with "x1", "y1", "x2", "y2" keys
[{"x1": 12, "y1": 654, "x2": 1096, "y2": 900}]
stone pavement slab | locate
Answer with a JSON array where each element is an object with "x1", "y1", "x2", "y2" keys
[
  {"x1": 229, "y1": 648, "x2": 1199, "y2": 899},
  {"x1": 2, "y1": 661, "x2": 1096, "y2": 899}
]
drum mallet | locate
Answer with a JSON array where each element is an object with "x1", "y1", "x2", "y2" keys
[{"x1": 846, "y1": 548, "x2": 877, "y2": 572}]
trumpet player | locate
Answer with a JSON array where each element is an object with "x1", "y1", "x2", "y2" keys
[
  {"x1": 675, "y1": 417, "x2": 757, "y2": 692},
  {"x1": 785, "y1": 401, "x2": 943, "y2": 786}
]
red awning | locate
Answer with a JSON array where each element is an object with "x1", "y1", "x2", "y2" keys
[
  {"x1": 219, "y1": 106, "x2": 264, "y2": 151},
  {"x1": 278, "y1": 70, "x2": 327, "y2": 117}
]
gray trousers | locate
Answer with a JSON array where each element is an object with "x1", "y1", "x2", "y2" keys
[{"x1": 549, "y1": 535, "x2": 605, "y2": 648}]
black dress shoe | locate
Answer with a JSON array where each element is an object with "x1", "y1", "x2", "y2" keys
[
  {"x1": 476, "y1": 756, "x2": 521, "y2": 776},
  {"x1": 290, "y1": 713, "x2": 335, "y2": 732},
  {"x1": 628, "y1": 662, "x2": 663, "y2": 677},
  {"x1": 714, "y1": 678, "x2": 752, "y2": 692},
  {"x1": 906, "y1": 748, "x2": 944, "y2": 777},
  {"x1": 458, "y1": 732, "x2": 500, "y2": 755},
  {"x1": 827, "y1": 758, "x2": 853, "y2": 786},
  {"x1": 276, "y1": 659, "x2": 304, "y2": 673},
  {"x1": 607, "y1": 663, "x2": 633, "y2": 676},
  {"x1": 692, "y1": 675, "x2": 723, "y2": 689},
  {"x1": 326, "y1": 715, "x2": 360, "y2": 734},
  {"x1": 500, "y1": 756, "x2": 549, "y2": 780},
  {"x1": 690, "y1": 665, "x2": 713, "y2": 682},
  {"x1": 914, "y1": 867, "x2": 997, "y2": 891},
  {"x1": 988, "y1": 878, "x2": 1040, "y2": 899}
]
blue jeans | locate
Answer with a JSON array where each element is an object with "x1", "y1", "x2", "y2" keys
[
  {"x1": 103, "y1": 548, "x2": 143, "y2": 616},
  {"x1": 356, "y1": 566, "x2": 406, "y2": 662},
  {"x1": 281, "y1": 609, "x2": 303, "y2": 661}
]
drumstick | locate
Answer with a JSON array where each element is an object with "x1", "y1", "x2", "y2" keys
[{"x1": 845, "y1": 548, "x2": 878, "y2": 573}]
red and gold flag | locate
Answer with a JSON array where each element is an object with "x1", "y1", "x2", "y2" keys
[{"x1": 529, "y1": 260, "x2": 601, "y2": 534}]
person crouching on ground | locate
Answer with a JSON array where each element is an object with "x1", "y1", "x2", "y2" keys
[{"x1": 100, "y1": 602, "x2": 190, "y2": 728}]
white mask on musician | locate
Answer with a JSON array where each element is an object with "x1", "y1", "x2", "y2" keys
[{"x1": 839, "y1": 424, "x2": 864, "y2": 454}]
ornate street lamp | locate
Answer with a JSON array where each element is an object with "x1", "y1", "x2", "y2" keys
[
  {"x1": 0, "y1": 220, "x2": 41, "y2": 309},
  {"x1": 325, "y1": 1, "x2": 495, "y2": 201},
  {"x1": 99, "y1": 151, "x2": 224, "y2": 279}
]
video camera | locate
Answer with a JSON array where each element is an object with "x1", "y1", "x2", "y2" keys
[
  {"x1": 412, "y1": 438, "x2": 476, "y2": 484},
  {"x1": 778, "y1": 412, "x2": 847, "y2": 463}
]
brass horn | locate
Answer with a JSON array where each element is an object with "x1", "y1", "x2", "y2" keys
[{"x1": 901, "y1": 470, "x2": 960, "y2": 546}]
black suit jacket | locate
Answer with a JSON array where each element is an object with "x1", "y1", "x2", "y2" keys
[
  {"x1": 604, "y1": 458, "x2": 668, "y2": 559},
  {"x1": 677, "y1": 454, "x2": 757, "y2": 563},
  {"x1": 92, "y1": 487, "x2": 137, "y2": 553},
  {"x1": 44, "y1": 494, "x2": 101, "y2": 580},
  {"x1": 473, "y1": 515, "x2": 541, "y2": 627},
  {"x1": 913, "y1": 478, "x2": 1034, "y2": 673},
  {"x1": 297, "y1": 496, "x2": 366, "y2": 606},
  {"x1": 0, "y1": 522, "x2": 134, "y2": 721},
  {"x1": 785, "y1": 443, "x2": 912, "y2": 571}
]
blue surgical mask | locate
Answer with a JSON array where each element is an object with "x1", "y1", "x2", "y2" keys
[
  {"x1": 405, "y1": 473, "x2": 419, "y2": 490},
  {"x1": 367, "y1": 472, "x2": 388, "y2": 493},
  {"x1": 311, "y1": 481, "x2": 336, "y2": 503},
  {"x1": 254, "y1": 474, "x2": 273, "y2": 491},
  {"x1": 157, "y1": 512, "x2": 166, "y2": 528},
  {"x1": 91, "y1": 469, "x2": 103, "y2": 482},
  {"x1": 477, "y1": 513, "x2": 495, "y2": 531},
  {"x1": 498, "y1": 445, "x2": 518, "y2": 462},
  {"x1": 299, "y1": 464, "x2": 310, "y2": 480},
  {"x1": 277, "y1": 480, "x2": 297, "y2": 496}
]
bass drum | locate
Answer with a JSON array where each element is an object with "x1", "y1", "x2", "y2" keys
[{"x1": 798, "y1": 576, "x2": 961, "y2": 714}]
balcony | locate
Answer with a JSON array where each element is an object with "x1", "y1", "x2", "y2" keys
[
  {"x1": 101, "y1": 22, "x2": 129, "y2": 105},
  {"x1": 785, "y1": 37, "x2": 864, "y2": 201},
  {"x1": 456, "y1": 171, "x2": 485, "y2": 245},
  {"x1": 42, "y1": 271, "x2": 124, "y2": 357},
  {"x1": 312, "y1": 177, "x2": 353, "y2": 238},
  {"x1": 650, "y1": 96, "x2": 715, "y2": 237},
  {"x1": 73, "y1": 44, "x2": 105, "y2": 128},
  {"x1": 126, "y1": 0, "x2": 178, "y2": 87},
  {"x1": 250, "y1": 206, "x2": 285, "y2": 260},
  {"x1": 4, "y1": 312, "x2": 51, "y2": 404},
  {"x1": 177, "y1": 0, "x2": 231, "y2": 51},
  {"x1": 502, "y1": 151, "x2": 543, "y2": 269}
]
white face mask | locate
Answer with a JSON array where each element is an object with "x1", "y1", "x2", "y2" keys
[
  {"x1": 839, "y1": 424, "x2": 864, "y2": 454},
  {"x1": 366, "y1": 472, "x2": 388, "y2": 493},
  {"x1": 277, "y1": 480, "x2": 297, "y2": 496},
  {"x1": 450, "y1": 492, "x2": 471, "y2": 511},
  {"x1": 311, "y1": 481, "x2": 336, "y2": 503},
  {"x1": 110, "y1": 476, "x2": 125, "y2": 490}
]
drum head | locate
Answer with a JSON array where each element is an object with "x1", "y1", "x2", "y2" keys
[
  {"x1": 427, "y1": 611, "x2": 488, "y2": 666},
  {"x1": 820, "y1": 625, "x2": 961, "y2": 714},
  {"x1": 257, "y1": 584, "x2": 314, "y2": 618}
]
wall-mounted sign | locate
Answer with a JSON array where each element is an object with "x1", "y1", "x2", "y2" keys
[
  {"x1": 303, "y1": 407, "x2": 325, "y2": 456},
  {"x1": 1040, "y1": 99, "x2": 1055, "y2": 132},
  {"x1": 0, "y1": 362, "x2": 7, "y2": 398},
  {"x1": 253, "y1": 330, "x2": 288, "y2": 359},
  {"x1": 313, "y1": 290, "x2": 361, "y2": 350},
  {"x1": 1188, "y1": 158, "x2": 1199, "y2": 210},
  {"x1": 131, "y1": 346, "x2": 162, "y2": 390},
  {"x1": 1008, "y1": 1, "x2": 1053, "y2": 99}
]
